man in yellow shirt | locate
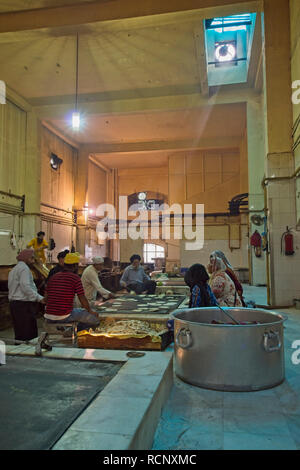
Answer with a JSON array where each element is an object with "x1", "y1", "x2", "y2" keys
[{"x1": 27, "y1": 231, "x2": 48, "y2": 264}]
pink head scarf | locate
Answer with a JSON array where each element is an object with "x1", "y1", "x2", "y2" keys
[{"x1": 17, "y1": 249, "x2": 35, "y2": 262}]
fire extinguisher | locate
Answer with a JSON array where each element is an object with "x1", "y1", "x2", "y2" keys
[
  {"x1": 250, "y1": 230, "x2": 262, "y2": 258},
  {"x1": 281, "y1": 226, "x2": 294, "y2": 256}
]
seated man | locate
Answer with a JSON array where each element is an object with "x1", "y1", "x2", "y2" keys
[
  {"x1": 120, "y1": 254, "x2": 156, "y2": 295},
  {"x1": 81, "y1": 256, "x2": 115, "y2": 303},
  {"x1": 44, "y1": 253, "x2": 100, "y2": 331}
]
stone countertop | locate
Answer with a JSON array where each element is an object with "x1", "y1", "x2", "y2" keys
[{"x1": 5, "y1": 344, "x2": 173, "y2": 450}]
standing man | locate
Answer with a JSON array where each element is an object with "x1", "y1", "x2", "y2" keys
[
  {"x1": 46, "y1": 249, "x2": 69, "y2": 282},
  {"x1": 27, "y1": 231, "x2": 48, "y2": 264},
  {"x1": 81, "y1": 257, "x2": 115, "y2": 303},
  {"x1": 120, "y1": 254, "x2": 156, "y2": 294},
  {"x1": 8, "y1": 249, "x2": 45, "y2": 342},
  {"x1": 44, "y1": 252, "x2": 100, "y2": 331}
]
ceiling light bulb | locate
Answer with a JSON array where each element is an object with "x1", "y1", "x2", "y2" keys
[
  {"x1": 215, "y1": 43, "x2": 236, "y2": 62},
  {"x1": 72, "y1": 112, "x2": 80, "y2": 130},
  {"x1": 219, "y1": 45, "x2": 229, "y2": 57}
]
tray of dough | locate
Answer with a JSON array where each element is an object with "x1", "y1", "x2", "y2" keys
[
  {"x1": 95, "y1": 294, "x2": 185, "y2": 315},
  {"x1": 77, "y1": 318, "x2": 173, "y2": 350}
]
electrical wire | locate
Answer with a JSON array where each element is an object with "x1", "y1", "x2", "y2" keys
[
  {"x1": 292, "y1": 112, "x2": 300, "y2": 137},
  {"x1": 293, "y1": 133, "x2": 300, "y2": 152}
]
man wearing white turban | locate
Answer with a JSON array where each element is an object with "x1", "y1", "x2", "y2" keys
[{"x1": 80, "y1": 256, "x2": 115, "y2": 303}]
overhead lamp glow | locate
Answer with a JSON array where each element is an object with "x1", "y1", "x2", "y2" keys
[
  {"x1": 215, "y1": 43, "x2": 236, "y2": 62},
  {"x1": 72, "y1": 112, "x2": 80, "y2": 130}
]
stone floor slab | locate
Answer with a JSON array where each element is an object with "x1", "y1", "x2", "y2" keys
[
  {"x1": 100, "y1": 373, "x2": 163, "y2": 399},
  {"x1": 223, "y1": 408, "x2": 291, "y2": 436},
  {"x1": 52, "y1": 429, "x2": 133, "y2": 450},
  {"x1": 223, "y1": 432, "x2": 297, "y2": 450},
  {"x1": 69, "y1": 395, "x2": 152, "y2": 435}
]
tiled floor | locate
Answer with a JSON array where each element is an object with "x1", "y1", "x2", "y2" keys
[
  {"x1": 2, "y1": 285, "x2": 300, "y2": 450},
  {"x1": 242, "y1": 284, "x2": 268, "y2": 306},
  {"x1": 152, "y1": 304, "x2": 300, "y2": 450}
]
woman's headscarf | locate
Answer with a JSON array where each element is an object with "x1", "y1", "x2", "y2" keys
[
  {"x1": 210, "y1": 256, "x2": 226, "y2": 274},
  {"x1": 210, "y1": 250, "x2": 232, "y2": 269},
  {"x1": 185, "y1": 264, "x2": 211, "y2": 307}
]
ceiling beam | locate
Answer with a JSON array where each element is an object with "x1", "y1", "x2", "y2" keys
[
  {"x1": 247, "y1": 13, "x2": 262, "y2": 87},
  {"x1": 41, "y1": 120, "x2": 80, "y2": 149},
  {"x1": 0, "y1": 0, "x2": 262, "y2": 34},
  {"x1": 194, "y1": 23, "x2": 209, "y2": 97},
  {"x1": 254, "y1": 51, "x2": 263, "y2": 92},
  {"x1": 82, "y1": 136, "x2": 241, "y2": 154},
  {"x1": 36, "y1": 86, "x2": 258, "y2": 119},
  {"x1": 89, "y1": 155, "x2": 111, "y2": 172},
  {"x1": 6, "y1": 85, "x2": 32, "y2": 112}
]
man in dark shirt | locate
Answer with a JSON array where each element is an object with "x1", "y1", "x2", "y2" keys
[
  {"x1": 46, "y1": 249, "x2": 69, "y2": 282},
  {"x1": 44, "y1": 253, "x2": 100, "y2": 331},
  {"x1": 120, "y1": 254, "x2": 156, "y2": 294}
]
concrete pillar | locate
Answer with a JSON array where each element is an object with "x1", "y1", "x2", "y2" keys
[
  {"x1": 247, "y1": 96, "x2": 267, "y2": 286},
  {"x1": 74, "y1": 146, "x2": 89, "y2": 256},
  {"x1": 23, "y1": 111, "x2": 42, "y2": 243},
  {"x1": 262, "y1": 0, "x2": 297, "y2": 305}
]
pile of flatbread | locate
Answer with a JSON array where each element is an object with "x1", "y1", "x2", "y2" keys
[{"x1": 94, "y1": 319, "x2": 164, "y2": 337}]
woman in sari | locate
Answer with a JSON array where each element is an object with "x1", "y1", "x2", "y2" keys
[
  {"x1": 208, "y1": 257, "x2": 243, "y2": 307},
  {"x1": 209, "y1": 250, "x2": 246, "y2": 306}
]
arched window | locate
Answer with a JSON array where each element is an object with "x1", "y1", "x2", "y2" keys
[{"x1": 143, "y1": 243, "x2": 165, "y2": 264}]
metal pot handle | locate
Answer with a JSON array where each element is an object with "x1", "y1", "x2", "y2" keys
[
  {"x1": 263, "y1": 330, "x2": 281, "y2": 352},
  {"x1": 176, "y1": 328, "x2": 193, "y2": 350}
]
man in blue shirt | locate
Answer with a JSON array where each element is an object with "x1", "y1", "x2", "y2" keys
[{"x1": 120, "y1": 254, "x2": 156, "y2": 294}]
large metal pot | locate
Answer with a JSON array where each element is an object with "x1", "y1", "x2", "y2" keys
[{"x1": 172, "y1": 307, "x2": 287, "y2": 392}]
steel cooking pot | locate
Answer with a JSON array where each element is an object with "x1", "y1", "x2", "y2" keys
[{"x1": 171, "y1": 307, "x2": 287, "y2": 391}]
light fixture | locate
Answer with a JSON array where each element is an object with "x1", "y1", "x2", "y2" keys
[
  {"x1": 72, "y1": 112, "x2": 80, "y2": 130},
  {"x1": 50, "y1": 152, "x2": 63, "y2": 170},
  {"x1": 72, "y1": 33, "x2": 80, "y2": 130},
  {"x1": 215, "y1": 42, "x2": 236, "y2": 62}
]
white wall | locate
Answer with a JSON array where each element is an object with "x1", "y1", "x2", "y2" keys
[{"x1": 180, "y1": 225, "x2": 249, "y2": 270}]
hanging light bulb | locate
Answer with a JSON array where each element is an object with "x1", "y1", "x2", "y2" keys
[{"x1": 72, "y1": 111, "x2": 80, "y2": 130}]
